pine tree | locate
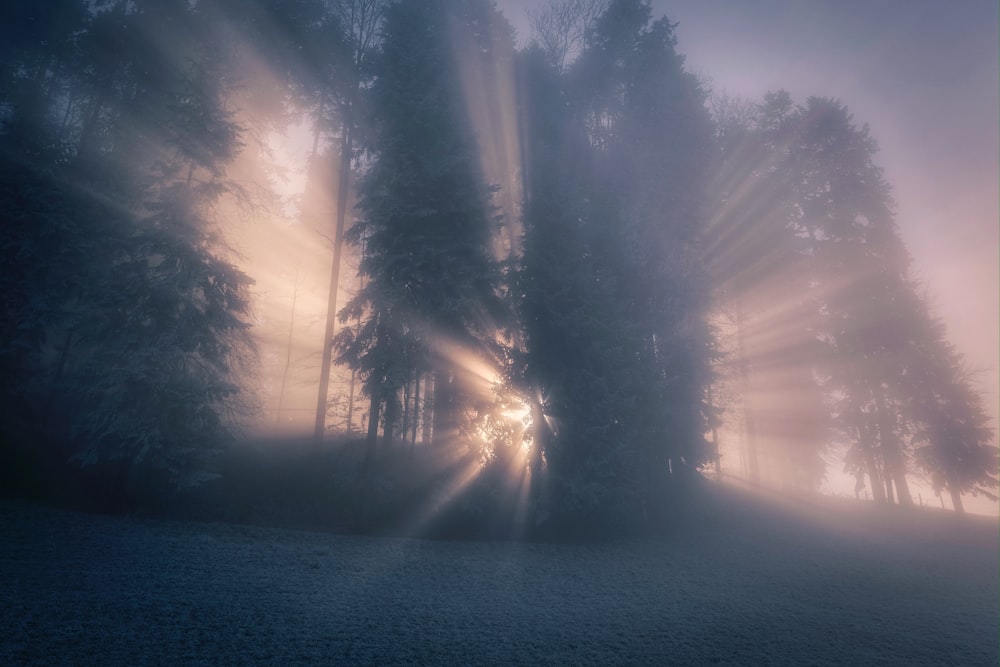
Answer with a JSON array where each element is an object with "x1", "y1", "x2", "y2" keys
[
  {"x1": 705, "y1": 91, "x2": 830, "y2": 490},
  {"x1": 0, "y1": 0, "x2": 256, "y2": 500},
  {"x1": 334, "y1": 0, "x2": 511, "y2": 468},
  {"x1": 517, "y1": 0, "x2": 715, "y2": 529},
  {"x1": 908, "y1": 309, "x2": 998, "y2": 513}
]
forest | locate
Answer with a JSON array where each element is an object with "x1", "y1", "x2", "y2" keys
[{"x1": 1, "y1": 0, "x2": 997, "y2": 538}]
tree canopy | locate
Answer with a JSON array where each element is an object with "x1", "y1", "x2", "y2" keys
[{"x1": 1, "y1": 0, "x2": 993, "y2": 526}]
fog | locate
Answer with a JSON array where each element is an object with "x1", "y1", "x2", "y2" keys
[
  {"x1": 234, "y1": 0, "x2": 999, "y2": 515},
  {"x1": 2, "y1": 0, "x2": 996, "y2": 536},
  {"x1": 3, "y1": 5, "x2": 999, "y2": 664}
]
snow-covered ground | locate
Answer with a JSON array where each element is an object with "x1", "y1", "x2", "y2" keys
[{"x1": 1, "y1": 484, "x2": 996, "y2": 666}]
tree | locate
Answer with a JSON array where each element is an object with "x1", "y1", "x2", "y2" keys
[
  {"x1": 712, "y1": 91, "x2": 996, "y2": 511},
  {"x1": 311, "y1": 0, "x2": 388, "y2": 445},
  {"x1": 516, "y1": 0, "x2": 715, "y2": 529},
  {"x1": 783, "y1": 97, "x2": 918, "y2": 505},
  {"x1": 909, "y1": 310, "x2": 998, "y2": 513},
  {"x1": 571, "y1": 0, "x2": 715, "y2": 482},
  {"x1": 704, "y1": 91, "x2": 830, "y2": 490},
  {"x1": 529, "y1": 0, "x2": 606, "y2": 72},
  {"x1": 334, "y1": 0, "x2": 512, "y2": 470},
  {"x1": 0, "y1": 0, "x2": 256, "y2": 501}
]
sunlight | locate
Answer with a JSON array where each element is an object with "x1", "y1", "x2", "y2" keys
[
  {"x1": 449, "y1": 4, "x2": 525, "y2": 262},
  {"x1": 221, "y1": 1, "x2": 998, "y2": 519},
  {"x1": 396, "y1": 449, "x2": 486, "y2": 536},
  {"x1": 221, "y1": 98, "x2": 353, "y2": 434}
]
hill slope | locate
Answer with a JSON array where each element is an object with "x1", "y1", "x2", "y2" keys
[{"x1": 1, "y1": 484, "x2": 996, "y2": 665}]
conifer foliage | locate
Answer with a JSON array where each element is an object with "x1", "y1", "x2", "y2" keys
[
  {"x1": 707, "y1": 91, "x2": 997, "y2": 510},
  {"x1": 334, "y1": 0, "x2": 511, "y2": 460},
  {"x1": 1, "y1": 1, "x2": 255, "y2": 501},
  {"x1": 516, "y1": 0, "x2": 715, "y2": 527}
]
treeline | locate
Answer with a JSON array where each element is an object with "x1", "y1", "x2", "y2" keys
[
  {"x1": 707, "y1": 91, "x2": 997, "y2": 514},
  {"x1": 1, "y1": 0, "x2": 994, "y2": 531},
  {"x1": 0, "y1": 0, "x2": 262, "y2": 506}
]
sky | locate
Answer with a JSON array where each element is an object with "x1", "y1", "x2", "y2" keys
[{"x1": 501, "y1": 0, "x2": 1000, "y2": 434}]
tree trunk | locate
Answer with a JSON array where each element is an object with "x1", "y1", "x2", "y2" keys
[
  {"x1": 346, "y1": 368, "x2": 357, "y2": 434},
  {"x1": 383, "y1": 388, "x2": 398, "y2": 450},
  {"x1": 410, "y1": 372, "x2": 421, "y2": 452},
  {"x1": 422, "y1": 374, "x2": 434, "y2": 445},
  {"x1": 75, "y1": 93, "x2": 105, "y2": 159},
  {"x1": 275, "y1": 270, "x2": 299, "y2": 425},
  {"x1": 432, "y1": 371, "x2": 454, "y2": 447},
  {"x1": 949, "y1": 476, "x2": 965, "y2": 514},
  {"x1": 875, "y1": 389, "x2": 912, "y2": 506},
  {"x1": 362, "y1": 393, "x2": 380, "y2": 477},
  {"x1": 400, "y1": 374, "x2": 412, "y2": 449},
  {"x1": 707, "y1": 384, "x2": 721, "y2": 477},
  {"x1": 313, "y1": 107, "x2": 354, "y2": 445},
  {"x1": 529, "y1": 396, "x2": 547, "y2": 522},
  {"x1": 735, "y1": 305, "x2": 759, "y2": 483},
  {"x1": 857, "y1": 424, "x2": 886, "y2": 504}
]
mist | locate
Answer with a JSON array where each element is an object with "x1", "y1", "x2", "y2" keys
[{"x1": 1, "y1": 0, "x2": 997, "y2": 663}]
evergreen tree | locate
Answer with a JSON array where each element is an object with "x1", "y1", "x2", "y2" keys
[
  {"x1": 705, "y1": 91, "x2": 830, "y2": 490},
  {"x1": 0, "y1": 0, "x2": 256, "y2": 501},
  {"x1": 717, "y1": 92, "x2": 996, "y2": 510},
  {"x1": 784, "y1": 97, "x2": 918, "y2": 505},
  {"x1": 334, "y1": 0, "x2": 512, "y2": 468},
  {"x1": 517, "y1": 0, "x2": 715, "y2": 529},
  {"x1": 909, "y1": 310, "x2": 999, "y2": 513}
]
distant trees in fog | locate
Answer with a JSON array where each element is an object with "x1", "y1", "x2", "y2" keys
[{"x1": 707, "y1": 91, "x2": 998, "y2": 511}]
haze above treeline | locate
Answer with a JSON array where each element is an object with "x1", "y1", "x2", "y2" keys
[{"x1": 1, "y1": 0, "x2": 996, "y2": 533}]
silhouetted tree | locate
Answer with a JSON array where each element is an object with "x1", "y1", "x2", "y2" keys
[
  {"x1": 720, "y1": 93, "x2": 996, "y2": 511},
  {"x1": 908, "y1": 310, "x2": 998, "y2": 513},
  {"x1": 705, "y1": 91, "x2": 830, "y2": 491},
  {"x1": 516, "y1": 0, "x2": 715, "y2": 529},
  {"x1": 310, "y1": 0, "x2": 387, "y2": 445},
  {"x1": 334, "y1": 0, "x2": 512, "y2": 469},
  {"x1": 529, "y1": 0, "x2": 606, "y2": 72},
  {"x1": 0, "y1": 0, "x2": 256, "y2": 502}
]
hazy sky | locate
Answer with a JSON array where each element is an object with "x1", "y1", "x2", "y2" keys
[{"x1": 501, "y1": 0, "x2": 1000, "y2": 429}]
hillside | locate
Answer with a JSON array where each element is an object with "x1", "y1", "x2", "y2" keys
[{"x1": 1, "y1": 484, "x2": 996, "y2": 666}]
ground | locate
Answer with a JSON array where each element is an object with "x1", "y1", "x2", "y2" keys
[{"x1": 1, "y1": 483, "x2": 996, "y2": 666}]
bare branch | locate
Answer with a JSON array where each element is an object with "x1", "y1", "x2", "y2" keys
[{"x1": 529, "y1": 0, "x2": 606, "y2": 72}]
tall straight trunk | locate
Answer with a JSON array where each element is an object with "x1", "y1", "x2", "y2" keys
[
  {"x1": 949, "y1": 480, "x2": 965, "y2": 514},
  {"x1": 275, "y1": 270, "x2": 299, "y2": 425},
  {"x1": 400, "y1": 374, "x2": 412, "y2": 448},
  {"x1": 313, "y1": 108, "x2": 354, "y2": 445},
  {"x1": 59, "y1": 89, "x2": 77, "y2": 135},
  {"x1": 383, "y1": 388, "x2": 398, "y2": 450},
  {"x1": 356, "y1": 392, "x2": 381, "y2": 531},
  {"x1": 346, "y1": 368, "x2": 357, "y2": 434},
  {"x1": 362, "y1": 393, "x2": 380, "y2": 477},
  {"x1": 875, "y1": 389, "x2": 912, "y2": 506},
  {"x1": 529, "y1": 396, "x2": 546, "y2": 502},
  {"x1": 410, "y1": 371, "x2": 421, "y2": 451},
  {"x1": 735, "y1": 304, "x2": 759, "y2": 483},
  {"x1": 345, "y1": 292, "x2": 363, "y2": 435},
  {"x1": 707, "y1": 384, "x2": 721, "y2": 477},
  {"x1": 865, "y1": 451, "x2": 886, "y2": 504},
  {"x1": 422, "y1": 374, "x2": 434, "y2": 445},
  {"x1": 75, "y1": 93, "x2": 105, "y2": 160},
  {"x1": 432, "y1": 371, "x2": 455, "y2": 447},
  {"x1": 884, "y1": 474, "x2": 895, "y2": 504}
]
